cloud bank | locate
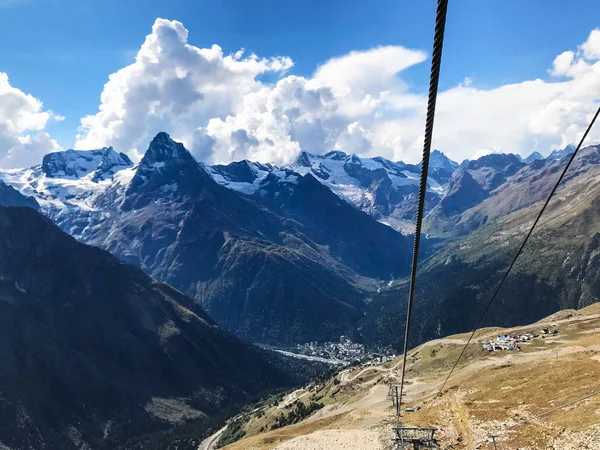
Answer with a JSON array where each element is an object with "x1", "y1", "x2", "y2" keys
[
  {"x1": 75, "y1": 18, "x2": 294, "y2": 162},
  {"x1": 2, "y1": 19, "x2": 600, "y2": 169},
  {"x1": 0, "y1": 73, "x2": 60, "y2": 169}
]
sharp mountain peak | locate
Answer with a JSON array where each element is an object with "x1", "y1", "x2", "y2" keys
[
  {"x1": 124, "y1": 133, "x2": 215, "y2": 210},
  {"x1": 140, "y1": 132, "x2": 198, "y2": 168}
]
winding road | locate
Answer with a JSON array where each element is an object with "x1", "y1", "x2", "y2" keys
[{"x1": 198, "y1": 426, "x2": 226, "y2": 450}]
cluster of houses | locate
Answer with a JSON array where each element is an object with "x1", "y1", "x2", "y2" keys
[
  {"x1": 294, "y1": 336, "x2": 398, "y2": 363},
  {"x1": 482, "y1": 328, "x2": 559, "y2": 352},
  {"x1": 296, "y1": 336, "x2": 366, "y2": 362},
  {"x1": 365, "y1": 353, "x2": 397, "y2": 366}
]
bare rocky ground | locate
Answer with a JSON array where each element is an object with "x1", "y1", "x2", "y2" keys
[{"x1": 273, "y1": 430, "x2": 386, "y2": 450}]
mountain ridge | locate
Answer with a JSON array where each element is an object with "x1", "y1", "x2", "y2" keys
[
  {"x1": 42, "y1": 147, "x2": 133, "y2": 181},
  {"x1": 5, "y1": 133, "x2": 412, "y2": 345},
  {"x1": 1, "y1": 134, "x2": 596, "y2": 350},
  {"x1": 364, "y1": 145, "x2": 600, "y2": 349},
  {"x1": 0, "y1": 179, "x2": 39, "y2": 209}
]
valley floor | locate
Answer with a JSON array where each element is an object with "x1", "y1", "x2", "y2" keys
[{"x1": 212, "y1": 303, "x2": 600, "y2": 450}]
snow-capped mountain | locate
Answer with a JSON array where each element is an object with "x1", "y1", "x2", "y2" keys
[
  {"x1": 524, "y1": 151, "x2": 545, "y2": 163},
  {"x1": 0, "y1": 147, "x2": 136, "y2": 238},
  {"x1": 0, "y1": 143, "x2": 468, "y2": 235},
  {"x1": 429, "y1": 149, "x2": 460, "y2": 181},
  {"x1": 0, "y1": 137, "x2": 576, "y2": 239},
  {"x1": 204, "y1": 150, "x2": 457, "y2": 233},
  {"x1": 548, "y1": 144, "x2": 576, "y2": 161},
  {"x1": 0, "y1": 131, "x2": 593, "y2": 346},
  {"x1": 0, "y1": 146, "x2": 134, "y2": 209},
  {"x1": 42, "y1": 147, "x2": 132, "y2": 180},
  {"x1": 203, "y1": 150, "x2": 458, "y2": 232},
  {"x1": 288, "y1": 151, "x2": 450, "y2": 232},
  {"x1": 0, "y1": 133, "x2": 414, "y2": 345},
  {"x1": 11, "y1": 140, "x2": 571, "y2": 238},
  {"x1": 290, "y1": 150, "x2": 431, "y2": 200},
  {"x1": 206, "y1": 160, "x2": 277, "y2": 195}
]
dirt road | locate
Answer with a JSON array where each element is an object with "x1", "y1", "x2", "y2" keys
[
  {"x1": 273, "y1": 430, "x2": 384, "y2": 450},
  {"x1": 198, "y1": 426, "x2": 226, "y2": 450}
]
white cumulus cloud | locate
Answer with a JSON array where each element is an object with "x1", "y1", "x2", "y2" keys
[
  {"x1": 75, "y1": 18, "x2": 293, "y2": 161},
  {"x1": 76, "y1": 20, "x2": 600, "y2": 166},
  {"x1": 194, "y1": 45, "x2": 428, "y2": 164},
  {"x1": 75, "y1": 18, "x2": 426, "y2": 164},
  {"x1": 0, "y1": 73, "x2": 60, "y2": 169},
  {"x1": 581, "y1": 29, "x2": 600, "y2": 60},
  {"x1": 376, "y1": 28, "x2": 600, "y2": 163}
]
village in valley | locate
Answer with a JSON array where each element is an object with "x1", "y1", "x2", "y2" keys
[
  {"x1": 293, "y1": 325, "x2": 564, "y2": 363},
  {"x1": 295, "y1": 336, "x2": 396, "y2": 364}
]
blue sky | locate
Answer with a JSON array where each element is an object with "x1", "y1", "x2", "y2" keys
[{"x1": 1, "y1": 0, "x2": 600, "y2": 168}]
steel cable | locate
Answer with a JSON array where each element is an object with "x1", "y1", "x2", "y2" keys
[{"x1": 397, "y1": 0, "x2": 449, "y2": 419}]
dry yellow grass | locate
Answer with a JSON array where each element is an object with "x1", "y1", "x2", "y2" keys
[
  {"x1": 580, "y1": 302, "x2": 600, "y2": 316},
  {"x1": 224, "y1": 412, "x2": 353, "y2": 450},
  {"x1": 405, "y1": 317, "x2": 600, "y2": 449},
  {"x1": 221, "y1": 305, "x2": 600, "y2": 450}
]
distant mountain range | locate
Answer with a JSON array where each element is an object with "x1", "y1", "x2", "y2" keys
[
  {"x1": 0, "y1": 137, "x2": 590, "y2": 350},
  {"x1": 1, "y1": 133, "x2": 597, "y2": 448},
  {"x1": 547, "y1": 143, "x2": 576, "y2": 161},
  {"x1": 1, "y1": 133, "x2": 414, "y2": 345},
  {"x1": 208, "y1": 148, "x2": 455, "y2": 233}
]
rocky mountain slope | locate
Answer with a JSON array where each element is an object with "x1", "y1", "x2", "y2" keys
[
  {"x1": 0, "y1": 133, "x2": 413, "y2": 345},
  {"x1": 425, "y1": 152, "x2": 526, "y2": 235},
  {"x1": 0, "y1": 136, "x2": 590, "y2": 349},
  {"x1": 364, "y1": 145, "x2": 600, "y2": 349},
  {"x1": 0, "y1": 179, "x2": 39, "y2": 209},
  {"x1": 0, "y1": 205, "x2": 297, "y2": 449}
]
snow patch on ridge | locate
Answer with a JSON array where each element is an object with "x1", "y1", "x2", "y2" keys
[
  {"x1": 207, "y1": 162, "x2": 272, "y2": 195},
  {"x1": 0, "y1": 168, "x2": 126, "y2": 212}
]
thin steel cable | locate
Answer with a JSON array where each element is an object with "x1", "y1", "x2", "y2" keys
[
  {"x1": 397, "y1": 0, "x2": 449, "y2": 419},
  {"x1": 419, "y1": 105, "x2": 600, "y2": 426}
]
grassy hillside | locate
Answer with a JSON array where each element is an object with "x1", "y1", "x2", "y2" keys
[{"x1": 213, "y1": 305, "x2": 600, "y2": 450}]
